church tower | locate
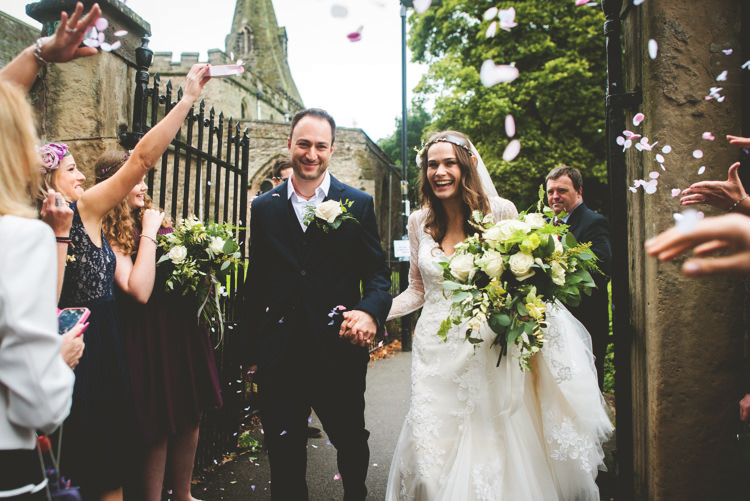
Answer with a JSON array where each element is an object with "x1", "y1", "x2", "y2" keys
[{"x1": 225, "y1": 0, "x2": 302, "y2": 105}]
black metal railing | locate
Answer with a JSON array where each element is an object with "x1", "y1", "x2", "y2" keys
[{"x1": 121, "y1": 39, "x2": 250, "y2": 473}]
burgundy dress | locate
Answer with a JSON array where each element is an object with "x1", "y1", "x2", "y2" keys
[{"x1": 117, "y1": 226, "x2": 222, "y2": 444}]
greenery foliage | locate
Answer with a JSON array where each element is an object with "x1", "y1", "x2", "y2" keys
[{"x1": 408, "y1": 0, "x2": 608, "y2": 213}]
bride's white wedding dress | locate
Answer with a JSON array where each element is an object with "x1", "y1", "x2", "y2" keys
[{"x1": 386, "y1": 198, "x2": 613, "y2": 501}]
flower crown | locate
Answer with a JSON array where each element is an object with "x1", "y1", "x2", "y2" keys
[
  {"x1": 415, "y1": 135, "x2": 473, "y2": 168},
  {"x1": 39, "y1": 143, "x2": 69, "y2": 173},
  {"x1": 98, "y1": 151, "x2": 131, "y2": 178}
]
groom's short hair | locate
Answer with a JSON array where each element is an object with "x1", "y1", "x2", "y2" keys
[
  {"x1": 546, "y1": 165, "x2": 583, "y2": 192},
  {"x1": 289, "y1": 108, "x2": 336, "y2": 145}
]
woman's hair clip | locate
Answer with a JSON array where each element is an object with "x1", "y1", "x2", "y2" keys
[
  {"x1": 98, "y1": 151, "x2": 132, "y2": 177},
  {"x1": 416, "y1": 135, "x2": 472, "y2": 168},
  {"x1": 39, "y1": 143, "x2": 69, "y2": 173}
]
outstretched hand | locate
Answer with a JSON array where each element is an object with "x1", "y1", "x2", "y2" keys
[
  {"x1": 182, "y1": 63, "x2": 211, "y2": 103},
  {"x1": 680, "y1": 162, "x2": 746, "y2": 213},
  {"x1": 645, "y1": 213, "x2": 750, "y2": 277},
  {"x1": 727, "y1": 135, "x2": 750, "y2": 150},
  {"x1": 41, "y1": 2, "x2": 102, "y2": 64},
  {"x1": 339, "y1": 310, "x2": 378, "y2": 348}
]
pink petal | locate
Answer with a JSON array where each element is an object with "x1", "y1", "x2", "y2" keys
[
  {"x1": 662, "y1": 145, "x2": 672, "y2": 154},
  {"x1": 413, "y1": 0, "x2": 432, "y2": 14},
  {"x1": 502, "y1": 139, "x2": 521, "y2": 162},
  {"x1": 633, "y1": 113, "x2": 645, "y2": 126},
  {"x1": 331, "y1": 4, "x2": 348, "y2": 18},
  {"x1": 702, "y1": 132, "x2": 715, "y2": 141},
  {"x1": 83, "y1": 38, "x2": 100, "y2": 48},
  {"x1": 649, "y1": 171, "x2": 659, "y2": 179},
  {"x1": 113, "y1": 30, "x2": 128, "y2": 37},
  {"x1": 622, "y1": 139, "x2": 632, "y2": 150},
  {"x1": 635, "y1": 143, "x2": 644, "y2": 152},
  {"x1": 616, "y1": 136, "x2": 625, "y2": 146},
  {"x1": 644, "y1": 179, "x2": 658, "y2": 194},
  {"x1": 334, "y1": 474, "x2": 341, "y2": 480},
  {"x1": 716, "y1": 70, "x2": 728, "y2": 81},
  {"x1": 100, "y1": 42, "x2": 112, "y2": 52},
  {"x1": 347, "y1": 27, "x2": 363, "y2": 42},
  {"x1": 98, "y1": 32, "x2": 105, "y2": 43},
  {"x1": 629, "y1": 187, "x2": 638, "y2": 193},
  {"x1": 575, "y1": 0, "x2": 589, "y2": 5},
  {"x1": 622, "y1": 130, "x2": 635, "y2": 137},
  {"x1": 504, "y1": 115, "x2": 516, "y2": 138},
  {"x1": 336, "y1": 305, "x2": 346, "y2": 310},
  {"x1": 655, "y1": 153, "x2": 665, "y2": 163},
  {"x1": 723, "y1": 49, "x2": 733, "y2": 55},
  {"x1": 671, "y1": 188, "x2": 681, "y2": 197},
  {"x1": 94, "y1": 17, "x2": 109, "y2": 31},
  {"x1": 480, "y1": 60, "x2": 519, "y2": 87},
  {"x1": 693, "y1": 150, "x2": 703, "y2": 159},
  {"x1": 648, "y1": 39, "x2": 658, "y2": 60},
  {"x1": 698, "y1": 166, "x2": 706, "y2": 175},
  {"x1": 109, "y1": 41, "x2": 121, "y2": 51}
]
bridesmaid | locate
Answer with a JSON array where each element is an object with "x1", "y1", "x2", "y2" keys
[
  {"x1": 37, "y1": 63, "x2": 210, "y2": 500},
  {"x1": 97, "y1": 152, "x2": 222, "y2": 501}
]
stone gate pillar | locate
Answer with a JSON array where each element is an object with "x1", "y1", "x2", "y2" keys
[
  {"x1": 26, "y1": 0, "x2": 150, "y2": 182},
  {"x1": 621, "y1": 0, "x2": 746, "y2": 498}
]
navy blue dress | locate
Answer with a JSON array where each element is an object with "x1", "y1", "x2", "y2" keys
[{"x1": 58, "y1": 203, "x2": 133, "y2": 498}]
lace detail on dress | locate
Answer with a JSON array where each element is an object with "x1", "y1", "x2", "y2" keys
[
  {"x1": 59, "y1": 203, "x2": 116, "y2": 306},
  {"x1": 542, "y1": 408, "x2": 595, "y2": 473}
]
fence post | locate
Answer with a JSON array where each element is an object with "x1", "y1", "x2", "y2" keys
[{"x1": 120, "y1": 38, "x2": 154, "y2": 149}]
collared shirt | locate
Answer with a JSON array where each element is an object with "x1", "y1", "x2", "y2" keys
[
  {"x1": 287, "y1": 170, "x2": 331, "y2": 231},
  {"x1": 555, "y1": 201, "x2": 583, "y2": 225}
]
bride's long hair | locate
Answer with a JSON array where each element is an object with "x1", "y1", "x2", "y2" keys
[{"x1": 418, "y1": 130, "x2": 490, "y2": 245}]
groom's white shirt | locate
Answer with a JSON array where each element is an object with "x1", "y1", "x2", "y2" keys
[{"x1": 287, "y1": 170, "x2": 331, "y2": 231}]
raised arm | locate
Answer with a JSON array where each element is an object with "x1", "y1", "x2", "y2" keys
[
  {"x1": 79, "y1": 64, "x2": 210, "y2": 222},
  {"x1": 387, "y1": 210, "x2": 427, "y2": 321},
  {"x1": 112, "y1": 210, "x2": 165, "y2": 304},
  {"x1": 0, "y1": 2, "x2": 101, "y2": 91}
]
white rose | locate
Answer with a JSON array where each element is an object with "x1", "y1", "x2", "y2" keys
[
  {"x1": 449, "y1": 253, "x2": 476, "y2": 282},
  {"x1": 524, "y1": 212, "x2": 545, "y2": 229},
  {"x1": 477, "y1": 250, "x2": 504, "y2": 279},
  {"x1": 209, "y1": 236, "x2": 225, "y2": 255},
  {"x1": 315, "y1": 200, "x2": 343, "y2": 223},
  {"x1": 488, "y1": 219, "x2": 531, "y2": 243},
  {"x1": 550, "y1": 260, "x2": 566, "y2": 286},
  {"x1": 483, "y1": 225, "x2": 504, "y2": 244},
  {"x1": 168, "y1": 245, "x2": 188, "y2": 264},
  {"x1": 508, "y1": 252, "x2": 535, "y2": 281},
  {"x1": 553, "y1": 235, "x2": 564, "y2": 255}
]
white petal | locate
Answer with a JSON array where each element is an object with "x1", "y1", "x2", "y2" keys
[
  {"x1": 693, "y1": 150, "x2": 703, "y2": 159},
  {"x1": 504, "y1": 114, "x2": 516, "y2": 138},
  {"x1": 655, "y1": 153, "x2": 665, "y2": 163},
  {"x1": 662, "y1": 145, "x2": 672, "y2": 154},
  {"x1": 413, "y1": 0, "x2": 432, "y2": 14},
  {"x1": 633, "y1": 113, "x2": 645, "y2": 126},
  {"x1": 330, "y1": 4, "x2": 348, "y2": 18},
  {"x1": 480, "y1": 60, "x2": 519, "y2": 87},
  {"x1": 698, "y1": 166, "x2": 706, "y2": 175},
  {"x1": 483, "y1": 7, "x2": 498, "y2": 20},
  {"x1": 485, "y1": 21, "x2": 497, "y2": 38},
  {"x1": 716, "y1": 70, "x2": 728, "y2": 81},
  {"x1": 502, "y1": 139, "x2": 521, "y2": 162},
  {"x1": 648, "y1": 39, "x2": 658, "y2": 60}
]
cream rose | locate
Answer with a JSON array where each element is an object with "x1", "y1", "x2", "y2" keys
[
  {"x1": 449, "y1": 254, "x2": 476, "y2": 282},
  {"x1": 168, "y1": 245, "x2": 188, "y2": 264},
  {"x1": 524, "y1": 212, "x2": 545, "y2": 229},
  {"x1": 553, "y1": 235, "x2": 564, "y2": 255},
  {"x1": 508, "y1": 252, "x2": 535, "y2": 281},
  {"x1": 550, "y1": 260, "x2": 566, "y2": 286},
  {"x1": 477, "y1": 250, "x2": 504, "y2": 279},
  {"x1": 209, "y1": 236, "x2": 225, "y2": 255},
  {"x1": 315, "y1": 200, "x2": 343, "y2": 224},
  {"x1": 487, "y1": 219, "x2": 531, "y2": 243}
]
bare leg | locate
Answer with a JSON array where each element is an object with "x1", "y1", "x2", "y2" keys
[
  {"x1": 100, "y1": 487, "x2": 123, "y2": 501},
  {"x1": 141, "y1": 435, "x2": 168, "y2": 501},
  {"x1": 169, "y1": 421, "x2": 201, "y2": 501}
]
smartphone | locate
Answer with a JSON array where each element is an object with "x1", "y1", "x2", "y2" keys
[{"x1": 57, "y1": 307, "x2": 90, "y2": 335}]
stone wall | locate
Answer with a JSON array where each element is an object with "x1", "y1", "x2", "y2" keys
[
  {"x1": 622, "y1": 1, "x2": 745, "y2": 498},
  {"x1": 0, "y1": 10, "x2": 38, "y2": 68}
]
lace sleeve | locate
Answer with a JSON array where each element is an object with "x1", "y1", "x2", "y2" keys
[
  {"x1": 387, "y1": 210, "x2": 426, "y2": 321},
  {"x1": 490, "y1": 196, "x2": 518, "y2": 222}
]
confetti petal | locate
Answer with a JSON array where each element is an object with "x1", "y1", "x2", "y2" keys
[
  {"x1": 671, "y1": 188, "x2": 681, "y2": 197},
  {"x1": 643, "y1": 179, "x2": 658, "y2": 194},
  {"x1": 649, "y1": 171, "x2": 659, "y2": 179},
  {"x1": 616, "y1": 136, "x2": 625, "y2": 146},
  {"x1": 723, "y1": 49, "x2": 733, "y2": 55},
  {"x1": 94, "y1": 17, "x2": 109, "y2": 31},
  {"x1": 483, "y1": 7, "x2": 498, "y2": 20},
  {"x1": 498, "y1": 8, "x2": 517, "y2": 31},
  {"x1": 109, "y1": 40, "x2": 121, "y2": 51},
  {"x1": 702, "y1": 132, "x2": 715, "y2": 141},
  {"x1": 633, "y1": 113, "x2": 645, "y2": 126},
  {"x1": 716, "y1": 70, "x2": 728, "y2": 81},
  {"x1": 674, "y1": 209, "x2": 703, "y2": 234},
  {"x1": 662, "y1": 145, "x2": 672, "y2": 154},
  {"x1": 742, "y1": 60, "x2": 750, "y2": 70},
  {"x1": 413, "y1": 0, "x2": 432, "y2": 14},
  {"x1": 100, "y1": 42, "x2": 113, "y2": 52},
  {"x1": 347, "y1": 27, "x2": 363, "y2": 42},
  {"x1": 634, "y1": 0, "x2": 646, "y2": 5},
  {"x1": 575, "y1": 0, "x2": 589, "y2": 5},
  {"x1": 334, "y1": 474, "x2": 341, "y2": 480},
  {"x1": 485, "y1": 21, "x2": 497, "y2": 38},
  {"x1": 655, "y1": 153, "x2": 665, "y2": 163},
  {"x1": 648, "y1": 39, "x2": 658, "y2": 60},
  {"x1": 698, "y1": 166, "x2": 706, "y2": 175},
  {"x1": 83, "y1": 38, "x2": 100, "y2": 48},
  {"x1": 113, "y1": 29, "x2": 128, "y2": 37},
  {"x1": 502, "y1": 139, "x2": 521, "y2": 162},
  {"x1": 504, "y1": 115, "x2": 516, "y2": 138},
  {"x1": 693, "y1": 150, "x2": 703, "y2": 159},
  {"x1": 331, "y1": 5, "x2": 348, "y2": 18},
  {"x1": 479, "y1": 60, "x2": 519, "y2": 87}
]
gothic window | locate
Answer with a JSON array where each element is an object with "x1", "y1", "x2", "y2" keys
[{"x1": 237, "y1": 26, "x2": 254, "y2": 56}]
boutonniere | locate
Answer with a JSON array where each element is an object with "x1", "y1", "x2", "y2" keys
[{"x1": 303, "y1": 199, "x2": 359, "y2": 233}]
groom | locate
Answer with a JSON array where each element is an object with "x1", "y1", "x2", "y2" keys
[{"x1": 241, "y1": 108, "x2": 392, "y2": 500}]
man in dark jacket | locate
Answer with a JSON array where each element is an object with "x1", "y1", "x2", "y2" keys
[{"x1": 546, "y1": 166, "x2": 612, "y2": 390}]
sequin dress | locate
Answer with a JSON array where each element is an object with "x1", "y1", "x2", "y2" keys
[{"x1": 58, "y1": 203, "x2": 133, "y2": 498}]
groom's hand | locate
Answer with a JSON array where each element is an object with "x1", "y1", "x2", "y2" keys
[{"x1": 339, "y1": 310, "x2": 377, "y2": 347}]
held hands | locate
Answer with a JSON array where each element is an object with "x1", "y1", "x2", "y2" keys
[
  {"x1": 645, "y1": 213, "x2": 750, "y2": 277},
  {"x1": 40, "y1": 189, "x2": 73, "y2": 237},
  {"x1": 338, "y1": 310, "x2": 378, "y2": 348},
  {"x1": 60, "y1": 323, "x2": 87, "y2": 369},
  {"x1": 39, "y1": 2, "x2": 102, "y2": 64},
  {"x1": 140, "y1": 209, "x2": 165, "y2": 242}
]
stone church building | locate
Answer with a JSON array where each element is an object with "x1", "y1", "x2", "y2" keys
[{"x1": 0, "y1": 0, "x2": 403, "y2": 260}]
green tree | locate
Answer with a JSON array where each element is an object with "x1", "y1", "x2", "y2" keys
[
  {"x1": 378, "y1": 103, "x2": 433, "y2": 207},
  {"x1": 409, "y1": 0, "x2": 608, "y2": 214}
]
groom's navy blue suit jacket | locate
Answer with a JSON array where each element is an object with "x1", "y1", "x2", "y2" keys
[{"x1": 241, "y1": 174, "x2": 392, "y2": 369}]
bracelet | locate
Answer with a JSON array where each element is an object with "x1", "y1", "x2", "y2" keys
[
  {"x1": 727, "y1": 194, "x2": 749, "y2": 213},
  {"x1": 140, "y1": 234, "x2": 158, "y2": 245},
  {"x1": 33, "y1": 38, "x2": 48, "y2": 66},
  {"x1": 56, "y1": 236, "x2": 73, "y2": 247}
]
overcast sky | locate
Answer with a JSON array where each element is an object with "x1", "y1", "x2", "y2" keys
[{"x1": 2, "y1": 0, "x2": 428, "y2": 141}]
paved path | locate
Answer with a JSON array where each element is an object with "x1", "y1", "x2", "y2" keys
[{"x1": 191, "y1": 350, "x2": 412, "y2": 500}]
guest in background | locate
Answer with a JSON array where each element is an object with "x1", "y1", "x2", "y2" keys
[
  {"x1": 36, "y1": 63, "x2": 210, "y2": 500},
  {"x1": 546, "y1": 165, "x2": 612, "y2": 389},
  {"x1": 97, "y1": 153, "x2": 222, "y2": 501},
  {"x1": 271, "y1": 157, "x2": 293, "y2": 187}
]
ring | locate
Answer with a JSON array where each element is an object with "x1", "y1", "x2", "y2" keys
[
  {"x1": 65, "y1": 26, "x2": 76, "y2": 34},
  {"x1": 55, "y1": 197, "x2": 63, "y2": 207}
]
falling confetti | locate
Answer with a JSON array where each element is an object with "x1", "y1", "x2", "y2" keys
[
  {"x1": 94, "y1": 17, "x2": 108, "y2": 31},
  {"x1": 334, "y1": 474, "x2": 341, "y2": 481},
  {"x1": 662, "y1": 145, "x2": 672, "y2": 154},
  {"x1": 413, "y1": 0, "x2": 432, "y2": 14},
  {"x1": 113, "y1": 29, "x2": 128, "y2": 37},
  {"x1": 716, "y1": 70, "x2": 728, "y2": 81},
  {"x1": 483, "y1": 7, "x2": 498, "y2": 20},
  {"x1": 479, "y1": 60, "x2": 519, "y2": 87},
  {"x1": 693, "y1": 150, "x2": 703, "y2": 159},
  {"x1": 505, "y1": 115, "x2": 516, "y2": 138},
  {"x1": 634, "y1": 0, "x2": 647, "y2": 5},
  {"x1": 648, "y1": 39, "x2": 658, "y2": 60},
  {"x1": 643, "y1": 179, "x2": 658, "y2": 194},
  {"x1": 616, "y1": 136, "x2": 625, "y2": 146},
  {"x1": 698, "y1": 166, "x2": 706, "y2": 175},
  {"x1": 330, "y1": 4, "x2": 348, "y2": 18},
  {"x1": 498, "y1": 7, "x2": 517, "y2": 31},
  {"x1": 702, "y1": 132, "x2": 715, "y2": 141},
  {"x1": 574, "y1": 0, "x2": 589, "y2": 5},
  {"x1": 655, "y1": 153, "x2": 665, "y2": 163},
  {"x1": 649, "y1": 171, "x2": 659, "y2": 179},
  {"x1": 347, "y1": 27, "x2": 363, "y2": 42},
  {"x1": 723, "y1": 49, "x2": 733, "y2": 55},
  {"x1": 486, "y1": 21, "x2": 497, "y2": 38},
  {"x1": 742, "y1": 60, "x2": 750, "y2": 70},
  {"x1": 674, "y1": 209, "x2": 703, "y2": 234},
  {"x1": 633, "y1": 113, "x2": 645, "y2": 126},
  {"x1": 671, "y1": 188, "x2": 681, "y2": 197},
  {"x1": 502, "y1": 139, "x2": 521, "y2": 162}
]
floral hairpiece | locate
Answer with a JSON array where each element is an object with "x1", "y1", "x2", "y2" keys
[
  {"x1": 415, "y1": 135, "x2": 473, "y2": 168},
  {"x1": 39, "y1": 143, "x2": 69, "y2": 173},
  {"x1": 98, "y1": 151, "x2": 132, "y2": 178}
]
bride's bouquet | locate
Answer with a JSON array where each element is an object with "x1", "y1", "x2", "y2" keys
[
  {"x1": 437, "y1": 190, "x2": 599, "y2": 370},
  {"x1": 157, "y1": 216, "x2": 243, "y2": 338}
]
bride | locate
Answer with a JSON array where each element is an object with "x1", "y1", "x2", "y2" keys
[{"x1": 384, "y1": 131, "x2": 613, "y2": 500}]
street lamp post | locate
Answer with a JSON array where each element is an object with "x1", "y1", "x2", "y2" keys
[{"x1": 399, "y1": 0, "x2": 412, "y2": 351}]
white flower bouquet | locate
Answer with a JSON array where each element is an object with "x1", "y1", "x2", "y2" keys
[
  {"x1": 157, "y1": 215, "x2": 243, "y2": 336},
  {"x1": 303, "y1": 199, "x2": 359, "y2": 233},
  {"x1": 437, "y1": 192, "x2": 599, "y2": 370}
]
